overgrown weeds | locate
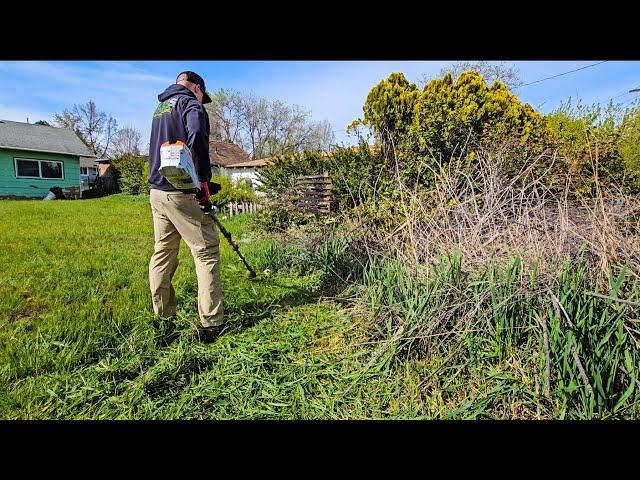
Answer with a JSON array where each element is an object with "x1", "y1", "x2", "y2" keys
[{"x1": 346, "y1": 142, "x2": 640, "y2": 418}]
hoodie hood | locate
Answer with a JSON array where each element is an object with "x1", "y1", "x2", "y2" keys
[{"x1": 158, "y1": 84, "x2": 197, "y2": 102}]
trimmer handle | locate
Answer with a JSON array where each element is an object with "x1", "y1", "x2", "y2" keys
[{"x1": 202, "y1": 180, "x2": 210, "y2": 203}]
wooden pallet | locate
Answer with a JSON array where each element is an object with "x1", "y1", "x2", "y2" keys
[{"x1": 294, "y1": 171, "x2": 332, "y2": 213}]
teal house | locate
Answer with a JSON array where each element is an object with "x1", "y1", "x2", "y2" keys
[{"x1": 0, "y1": 120, "x2": 92, "y2": 198}]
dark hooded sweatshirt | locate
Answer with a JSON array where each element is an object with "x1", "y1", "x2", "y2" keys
[{"x1": 148, "y1": 84, "x2": 211, "y2": 191}]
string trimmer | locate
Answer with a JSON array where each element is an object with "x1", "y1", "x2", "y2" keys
[
  {"x1": 158, "y1": 141, "x2": 257, "y2": 279},
  {"x1": 201, "y1": 183, "x2": 256, "y2": 279}
]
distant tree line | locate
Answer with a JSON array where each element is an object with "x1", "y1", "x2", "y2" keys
[
  {"x1": 48, "y1": 90, "x2": 335, "y2": 163},
  {"x1": 205, "y1": 89, "x2": 335, "y2": 160}
]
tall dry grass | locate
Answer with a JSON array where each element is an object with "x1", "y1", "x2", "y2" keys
[
  {"x1": 343, "y1": 142, "x2": 640, "y2": 418},
  {"x1": 361, "y1": 142, "x2": 640, "y2": 286}
]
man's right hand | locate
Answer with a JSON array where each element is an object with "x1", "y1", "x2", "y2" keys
[
  {"x1": 195, "y1": 183, "x2": 210, "y2": 210},
  {"x1": 196, "y1": 181, "x2": 221, "y2": 212}
]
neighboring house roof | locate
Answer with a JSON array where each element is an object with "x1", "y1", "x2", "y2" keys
[
  {"x1": 225, "y1": 158, "x2": 269, "y2": 168},
  {"x1": 209, "y1": 141, "x2": 251, "y2": 167},
  {"x1": 80, "y1": 157, "x2": 101, "y2": 168},
  {"x1": 0, "y1": 120, "x2": 93, "y2": 157}
]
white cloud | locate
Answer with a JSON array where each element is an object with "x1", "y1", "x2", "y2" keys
[
  {"x1": 0, "y1": 61, "x2": 171, "y2": 107},
  {"x1": 0, "y1": 61, "x2": 169, "y2": 145},
  {"x1": 0, "y1": 103, "x2": 55, "y2": 124}
]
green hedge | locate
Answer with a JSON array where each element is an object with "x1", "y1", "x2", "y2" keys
[
  {"x1": 210, "y1": 174, "x2": 258, "y2": 206},
  {"x1": 110, "y1": 155, "x2": 149, "y2": 195}
]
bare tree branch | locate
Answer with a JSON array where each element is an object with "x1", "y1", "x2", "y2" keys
[
  {"x1": 53, "y1": 100, "x2": 118, "y2": 158},
  {"x1": 110, "y1": 126, "x2": 142, "y2": 158},
  {"x1": 205, "y1": 88, "x2": 335, "y2": 159},
  {"x1": 421, "y1": 61, "x2": 523, "y2": 90}
]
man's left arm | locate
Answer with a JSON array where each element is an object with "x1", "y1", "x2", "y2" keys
[{"x1": 183, "y1": 100, "x2": 211, "y2": 183}]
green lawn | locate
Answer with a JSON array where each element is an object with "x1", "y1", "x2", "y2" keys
[
  {"x1": 9, "y1": 195, "x2": 630, "y2": 419},
  {"x1": 0, "y1": 195, "x2": 428, "y2": 419}
]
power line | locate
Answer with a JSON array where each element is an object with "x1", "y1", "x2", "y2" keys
[
  {"x1": 518, "y1": 61, "x2": 609, "y2": 88},
  {"x1": 621, "y1": 96, "x2": 640, "y2": 108},
  {"x1": 595, "y1": 86, "x2": 640, "y2": 106},
  {"x1": 589, "y1": 90, "x2": 632, "y2": 107},
  {"x1": 610, "y1": 90, "x2": 633, "y2": 101}
]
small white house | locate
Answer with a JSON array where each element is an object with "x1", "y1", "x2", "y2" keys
[
  {"x1": 219, "y1": 158, "x2": 268, "y2": 188},
  {"x1": 209, "y1": 141, "x2": 269, "y2": 188}
]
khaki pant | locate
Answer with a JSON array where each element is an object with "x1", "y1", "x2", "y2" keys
[{"x1": 149, "y1": 188, "x2": 224, "y2": 327}]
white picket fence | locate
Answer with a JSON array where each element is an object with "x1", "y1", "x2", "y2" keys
[{"x1": 226, "y1": 201, "x2": 263, "y2": 217}]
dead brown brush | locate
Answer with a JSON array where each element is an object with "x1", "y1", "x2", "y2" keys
[{"x1": 359, "y1": 142, "x2": 640, "y2": 288}]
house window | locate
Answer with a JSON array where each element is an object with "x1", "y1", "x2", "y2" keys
[
  {"x1": 15, "y1": 159, "x2": 40, "y2": 177},
  {"x1": 81, "y1": 167, "x2": 89, "y2": 175},
  {"x1": 15, "y1": 158, "x2": 64, "y2": 180},
  {"x1": 41, "y1": 161, "x2": 63, "y2": 179}
]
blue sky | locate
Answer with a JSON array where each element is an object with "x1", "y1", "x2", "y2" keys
[{"x1": 1, "y1": 61, "x2": 639, "y2": 150}]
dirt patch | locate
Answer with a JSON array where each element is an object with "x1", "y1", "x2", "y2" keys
[{"x1": 8, "y1": 304, "x2": 43, "y2": 323}]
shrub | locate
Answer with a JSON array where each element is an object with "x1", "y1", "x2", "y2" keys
[
  {"x1": 548, "y1": 100, "x2": 621, "y2": 188},
  {"x1": 360, "y1": 71, "x2": 552, "y2": 188},
  {"x1": 620, "y1": 105, "x2": 640, "y2": 191},
  {"x1": 110, "y1": 155, "x2": 149, "y2": 195},
  {"x1": 255, "y1": 144, "x2": 392, "y2": 231},
  {"x1": 210, "y1": 174, "x2": 258, "y2": 206},
  {"x1": 257, "y1": 141, "x2": 391, "y2": 213},
  {"x1": 547, "y1": 99, "x2": 640, "y2": 197},
  {"x1": 256, "y1": 150, "x2": 327, "y2": 199}
]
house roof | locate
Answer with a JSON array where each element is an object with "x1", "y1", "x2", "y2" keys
[
  {"x1": 225, "y1": 158, "x2": 269, "y2": 168},
  {"x1": 0, "y1": 120, "x2": 93, "y2": 157},
  {"x1": 80, "y1": 157, "x2": 101, "y2": 168},
  {"x1": 209, "y1": 141, "x2": 250, "y2": 167}
]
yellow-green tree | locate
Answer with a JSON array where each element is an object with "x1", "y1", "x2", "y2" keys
[
  {"x1": 361, "y1": 71, "x2": 551, "y2": 186},
  {"x1": 411, "y1": 71, "x2": 550, "y2": 169},
  {"x1": 362, "y1": 72, "x2": 420, "y2": 156}
]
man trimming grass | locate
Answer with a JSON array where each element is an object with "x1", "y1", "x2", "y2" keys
[{"x1": 147, "y1": 71, "x2": 224, "y2": 344}]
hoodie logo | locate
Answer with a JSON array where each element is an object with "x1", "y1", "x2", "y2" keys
[{"x1": 153, "y1": 97, "x2": 179, "y2": 118}]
